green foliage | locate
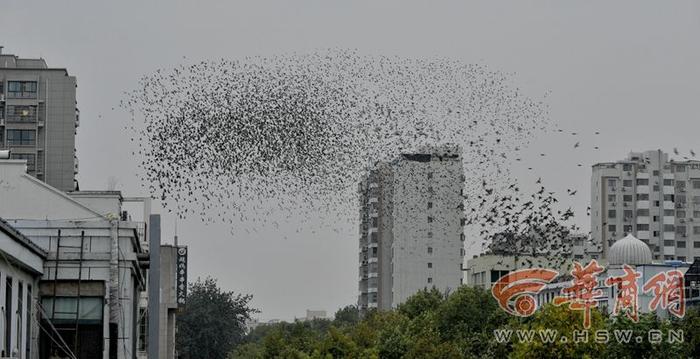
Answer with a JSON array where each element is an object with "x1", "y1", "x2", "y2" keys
[
  {"x1": 224, "y1": 286, "x2": 700, "y2": 358},
  {"x1": 177, "y1": 277, "x2": 258, "y2": 359},
  {"x1": 602, "y1": 313, "x2": 684, "y2": 358},
  {"x1": 510, "y1": 304, "x2": 606, "y2": 359}
]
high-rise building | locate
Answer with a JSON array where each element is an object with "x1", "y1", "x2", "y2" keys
[
  {"x1": 591, "y1": 149, "x2": 700, "y2": 263},
  {"x1": 358, "y1": 145, "x2": 465, "y2": 312},
  {"x1": 0, "y1": 47, "x2": 79, "y2": 191}
]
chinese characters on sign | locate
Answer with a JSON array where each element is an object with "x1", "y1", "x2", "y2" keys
[
  {"x1": 491, "y1": 260, "x2": 685, "y2": 328},
  {"x1": 177, "y1": 246, "x2": 188, "y2": 307}
]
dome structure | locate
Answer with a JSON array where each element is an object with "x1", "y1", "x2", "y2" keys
[{"x1": 608, "y1": 234, "x2": 653, "y2": 266}]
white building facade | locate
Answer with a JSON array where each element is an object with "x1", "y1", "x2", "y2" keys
[
  {"x1": 0, "y1": 159, "x2": 149, "y2": 358},
  {"x1": 591, "y1": 150, "x2": 700, "y2": 262},
  {"x1": 358, "y1": 145, "x2": 465, "y2": 312}
]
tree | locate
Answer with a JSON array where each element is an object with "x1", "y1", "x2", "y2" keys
[
  {"x1": 177, "y1": 277, "x2": 258, "y2": 359},
  {"x1": 333, "y1": 305, "x2": 360, "y2": 327},
  {"x1": 510, "y1": 304, "x2": 606, "y2": 359}
]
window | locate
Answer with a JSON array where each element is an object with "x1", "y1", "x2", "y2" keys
[
  {"x1": 623, "y1": 164, "x2": 632, "y2": 171},
  {"x1": 653, "y1": 185, "x2": 660, "y2": 191},
  {"x1": 664, "y1": 224, "x2": 675, "y2": 232},
  {"x1": 694, "y1": 211, "x2": 700, "y2": 218},
  {"x1": 427, "y1": 277, "x2": 432, "y2": 284},
  {"x1": 638, "y1": 224, "x2": 649, "y2": 231},
  {"x1": 637, "y1": 209, "x2": 649, "y2": 216},
  {"x1": 694, "y1": 180, "x2": 700, "y2": 189},
  {"x1": 427, "y1": 247, "x2": 433, "y2": 254},
  {"x1": 26, "y1": 285, "x2": 31, "y2": 358},
  {"x1": 608, "y1": 224, "x2": 616, "y2": 232},
  {"x1": 460, "y1": 233, "x2": 465, "y2": 242},
  {"x1": 10, "y1": 153, "x2": 36, "y2": 172},
  {"x1": 138, "y1": 308, "x2": 148, "y2": 352},
  {"x1": 623, "y1": 179, "x2": 633, "y2": 187},
  {"x1": 678, "y1": 210, "x2": 686, "y2": 218},
  {"x1": 427, "y1": 216, "x2": 433, "y2": 223},
  {"x1": 636, "y1": 178, "x2": 649, "y2": 186},
  {"x1": 7, "y1": 81, "x2": 37, "y2": 99},
  {"x1": 427, "y1": 172, "x2": 433, "y2": 179},
  {"x1": 676, "y1": 181, "x2": 686, "y2": 190},
  {"x1": 608, "y1": 179, "x2": 617, "y2": 187},
  {"x1": 678, "y1": 256, "x2": 686, "y2": 262},
  {"x1": 608, "y1": 210, "x2": 617, "y2": 219},
  {"x1": 676, "y1": 165, "x2": 686, "y2": 172},
  {"x1": 694, "y1": 226, "x2": 700, "y2": 235},
  {"x1": 427, "y1": 262, "x2": 432, "y2": 268},
  {"x1": 664, "y1": 179, "x2": 674, "y2": 186},
  {"x1": 624, "y1": 210, "x2": 633, "y2": 218},
  {"x1": 664, "y1": 194, "x2": 675, "y2": 202},
  {"x1": 694, "y1": 242, "x2": 700, "y2": 248},
  {"x1": 371, "y1": 217, "x2": 378, "y2": 228},
  {"x1": 677, "y1": 241, "x2": 686, "y2": 248},
  {"x1": 663, "y1": 209, "x2": 674, "y2": 216},
  {"x1": 623, "y1": 225, "x2": 633, "y2": 233},
  {"x1": 664, "y1": 240, "x2": 675, "y2": 247},
  {"x1": 637, "y1": 193, "x2": 649, "y2": 201},
  {"x1": 427, "y1": 231, "x2": 433, "y2": 238},
  {"x1": 608, "y1": 194, "x2": 616, "y2": 202},
  {"x1": 623, "y1": 195, "x2": 633, "y2": 202},
  {"x1": 6, "y1": 130, "x2": 36, "y2": 146},
  {"x1": 677, "y1": 226, "x2": 686, "y2": 235},
  {"x1": 6, "y1": 105, "x2": 38, "y2": 123},
  {"x1": 653, "y1": 216, "x2": 659, "y2": 222},
  {"x1": 5, "y1": 277, "x2": 11, "y2": 355},
  {"x1": 371, "y1": 247, "x2": 378, "y2": 257},
  {"x1": 427, "y1": 202, "x2": 433, "y2": 209}
]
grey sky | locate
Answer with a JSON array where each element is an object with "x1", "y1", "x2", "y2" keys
[{"x1": 2, "y1": 1, "x2": 699, "y2": 320}]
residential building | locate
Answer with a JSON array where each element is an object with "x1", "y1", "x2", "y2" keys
[
  {"x1": 591, "y1": 150, "x2": 700, "y2": 262},
  {"x1": 0, "y1": 47, "x2": 79, "y2": 192},
  {"x1": 358, "y1": 145, "x2": 465, "y2": 312}
]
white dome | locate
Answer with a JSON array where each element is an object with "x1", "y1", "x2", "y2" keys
[{"x1": 608, "y1": 234, "x2": 652, "y2": 265}]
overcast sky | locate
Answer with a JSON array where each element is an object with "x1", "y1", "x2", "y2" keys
[{"x1": 2, "y1": 1, "x2": 700, "y2": 320}]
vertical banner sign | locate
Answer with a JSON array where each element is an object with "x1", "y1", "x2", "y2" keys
[{"x1": 177, "y1": 246, "x2": 188, "y2": 307}]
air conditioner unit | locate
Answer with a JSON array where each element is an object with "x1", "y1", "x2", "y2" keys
[
  {"x1": 0, "y1": 118, "x2": 4, "y2": 126},
  {"x1": 0, "y1": 94, "x2": 5, "y2": 101}
]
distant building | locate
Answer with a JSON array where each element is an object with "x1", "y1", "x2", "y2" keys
[
  {"x1": 591, "y1": 150, "x2": 700, "y2": 262},
  {"x1": 358, "y1": 145, "x2": 465, "y2": 312},
  {"x1": 464, "y1": 254, "x2": 586, "y2": 290},
  {"x1": 0, "y1": 47, "x2": 80, "y2": 191},
  {"x1": 298, "y1": 310, "x2": 326, "y2": 322}
]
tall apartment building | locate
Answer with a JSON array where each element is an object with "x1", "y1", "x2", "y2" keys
[
  {"x1": 358, "y1": 145, "x2": 465, "y2": 312},
  {"x1": 0, "y1": 47, "x2": 79, "y2": 191},
  {"x1": 591, "y1": 149, "x2": 700, "y2": 263}
]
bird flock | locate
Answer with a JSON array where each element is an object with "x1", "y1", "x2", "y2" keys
[{"x1": 124, "y1": 50, "x2": 554, "y2": 237}]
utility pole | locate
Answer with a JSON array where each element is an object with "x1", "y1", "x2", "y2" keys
[{"x1": 108, "y1": 217, "x2": 120, "y2": 359}]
